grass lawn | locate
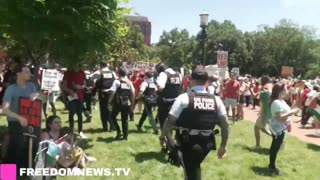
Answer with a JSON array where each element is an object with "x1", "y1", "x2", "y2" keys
[{"x1": 1, "y1": 102, "x2": 320, "y2": 180}]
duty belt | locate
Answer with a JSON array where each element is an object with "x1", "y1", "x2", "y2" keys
[
  {"x1": 162, "y1": 98, "x2": 176, "y2": 103},
  {"x1": 174, "y1": 127, "x2": 213, "y2": 136}
]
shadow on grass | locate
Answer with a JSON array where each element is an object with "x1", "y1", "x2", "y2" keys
[
  {"x1": 97, "y1": 137, "x2": 117, "y2": 144},
  {"x1": 60, "y1": 111, "x2": 69, "y2": 115},
  {"x1": 251, "y1": 166, "x2": 271, "y2": 177},
  {"x1": 77, "y1": 138, "x2": 94, "y2": 150},
  {"x1": 307, "y1": 143, "x2": 320, "y2": 151},
  {"x1": 133, "y1": 151, "x2": 167, "y2": 164},
  {"x1": 84, "y1": 128, "x2": 105, "y2": 134},
  {"x1": 240, "y1": 145, "x2": 269, "y2": 155},
  {"x1": 305, "y1": 134, "x2": 320, "y2": 138},
  {"x1": 128, "y1": 129, "x2": 150, "y2": 134}
]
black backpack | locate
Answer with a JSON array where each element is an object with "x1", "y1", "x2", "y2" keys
[
  {"x1": 100, "y1": 71, "x2": 115, "y2": 90},
  {"x1": 117, "y1": 80, "x2": 133, "y2": 107},
  {"x1": 143, "y1": 82, "x2": 158, "y2": 106}
]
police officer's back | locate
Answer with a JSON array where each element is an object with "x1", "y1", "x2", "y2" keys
[
  {"x1": 163, "y1": 67, "x2": 229, "y2": 180},
  {"x1": 108, "y1": 68, "x2": 135, "y2": 140},
  {"x1": 92, "y1": 62, "x2": 117, "y2": 131},
  {"x1": 156, "y1": 63, "x2": 182, "y2": 149}
]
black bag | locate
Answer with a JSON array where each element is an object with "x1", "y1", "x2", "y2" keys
[
  {"x1": 144, "y1": 83, "x2": 158, "y2": 106},
  {"x1": 117, "y1": 80, "x2": 132, "y2": 107},
  {"x1": 100, "y1": 71, "x2": 115, "y2": 90}
]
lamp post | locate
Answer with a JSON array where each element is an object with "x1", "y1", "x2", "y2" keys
[{"x1": 200, "y1": 11, "x2": 209, "y2": 65}]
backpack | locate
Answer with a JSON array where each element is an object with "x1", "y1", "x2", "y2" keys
[
  {"x1": 100, "y1": 71, "x2": 115, "y2": 90},
  {"x1": 117, "y1": 80, "x2": 133, "y2": 107},
  {"x1": 143, "y1": 82, "x2": 158, "y2": 106}
]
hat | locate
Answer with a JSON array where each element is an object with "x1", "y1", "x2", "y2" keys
[
  {"x1": 305, "y1": 82, "x2": 313, "y2": 89},
  {"x1": 191, "y1": 67, "x2": 208, "y2": 81}
]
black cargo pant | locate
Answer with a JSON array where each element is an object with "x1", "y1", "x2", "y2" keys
[
  {"x1": 99, "y1": 93, "x2": 115, "y2": 131},
  {"x1": 179, "y1": 134, "x2": 213, "y2": 180},
  {"x1": 111, "y1": 104, "x2": 130, "y2": 138},
  {"x1": 68, "y1": 99, "x2": 83, "y2": 133},
  {"x1": 138, "y1": 101, "x2": 157, "y2": 132},
  {"x1": 157, "y1": 99, "x2": 174, "y2": 129}
]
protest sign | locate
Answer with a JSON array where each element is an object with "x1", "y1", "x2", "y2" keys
[
  {"x1": 231, "y1": 67, "x2": 240, "y2": 76},
  {"x1": 281, "y1": 66, "x2": 294, "y2": 77},
  {"x1": 19, "y1": 97, "x2": 42, "y2": 138},
  {"x1": 217, "y1": 51, "x2": 228, "y2": 68},
  {"x1": 41, "y1": 69, "x2": 60, "y2": 91}
]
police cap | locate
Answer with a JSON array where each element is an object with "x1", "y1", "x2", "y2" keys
[{"x1": 191, "y1": 67, "x2": 208, "y2": 81}]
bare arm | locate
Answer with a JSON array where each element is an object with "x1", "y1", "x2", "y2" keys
[
  {"x1": 216, "y1": 114, "x2": 229, "y2": 148},
  {"x1": 2, "y1": 101, "x2": 23, "y2": 121}
]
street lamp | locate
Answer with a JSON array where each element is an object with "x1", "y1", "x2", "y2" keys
[{"x1": 200, "y1": 11, "x2": 209, "y2": 65}]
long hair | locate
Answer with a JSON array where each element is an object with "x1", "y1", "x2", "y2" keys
[
  {"x1": 46, "y1": 115, "x2": 60, "y2": 132},
  {"x1": 270, "y1": 82, "x2": 285, "y2": 105}
]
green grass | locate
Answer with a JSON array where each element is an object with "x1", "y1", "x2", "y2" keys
[{"x1": 1, "y1": 102, "x2": 320, "y2": 180}]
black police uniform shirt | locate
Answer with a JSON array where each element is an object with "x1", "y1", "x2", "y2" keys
[
  {"x1": 169, "y1": 86, "x2": 227, "y2": 121},
  {"x1": 110, "y1": 76, "x2": 135, "y2": 95}
]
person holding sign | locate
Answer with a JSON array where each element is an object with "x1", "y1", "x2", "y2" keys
[{"x1": 2, "y1": 64, "x2": 39, "y2": 175}]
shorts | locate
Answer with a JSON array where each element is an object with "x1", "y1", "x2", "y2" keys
[
  {"x1": 239, "y1": 95, "x2": 245, "y2": 104},
  {"x1": 255, "y1": 114, "x2": 270, "y2": 131},
  {"x1": 225, "y1": 98, "x2": 237, "y2": 108}
]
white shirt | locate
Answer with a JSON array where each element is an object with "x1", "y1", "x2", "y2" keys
[
  {"x1": 156, "y1": 68, "x2": 182, "y2": 89},
  {"x1": 90, "y1": 67, "x2": 118, "y2": 82},
  {"x1": 110, "y1": 76, "x2": 135, "y2": 95},
  {"x1": 207, "y1": 82, "x2": 220, "y2": 95},
  {"x1": 169, "y1": 86, "x2": 227, "y2": 120},
  {"x1": 140, "y1": 78, "x2": 157, "y2": 93}
]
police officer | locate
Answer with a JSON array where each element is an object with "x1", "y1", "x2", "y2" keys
[
  {"x1": 156, "y1": 63, "x2": 182, "y2": 149},
  {"x1": 108, "y1": 68, "x2": 135, "y2": 140},
  {"x1": 91, "y1": 62, "x2": 117, "y2": 131},
  {"x1": 83, "y1": 69, "x2": 94, "y2": 122},
  {"x1": 163, "y1": 67, "x2": 229, "y2": 180},
  {"x1": 136, "y1": 71, "x2": 158, "y2": 134}
]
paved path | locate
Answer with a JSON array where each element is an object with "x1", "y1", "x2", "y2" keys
[{"x1": 242, "y1": 106, "x2": 320, "y2": 145}]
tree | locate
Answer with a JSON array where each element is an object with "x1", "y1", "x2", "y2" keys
[
  {"x1": 156, "y1": 28, "x2": 195, "y2": 67},
  {"x1": 0, "y1": 0, "x2": 130, "y2": 84}
]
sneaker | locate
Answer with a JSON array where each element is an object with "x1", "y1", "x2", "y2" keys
[{"x1": 79, "y1": 132, "x2": 88, "y2": 139}]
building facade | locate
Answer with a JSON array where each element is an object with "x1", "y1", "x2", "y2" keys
[{"x1": 126, "y1": 15, "x2": 151, "y2": 46}]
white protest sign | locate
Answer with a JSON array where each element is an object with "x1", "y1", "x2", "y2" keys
[
  {"x1": 134, "y1": 62, "x2": 149, "y2": 71},
  {"x1": 231, "y1": 67, "x2": 240, "y2": 76},
  {"x1": 217, "y1": 51, "x2": 228, "y2": 69},
  {"x1": 41, "y1": 69, "x2": 60, "y2": 91},
  {"x1": 205, "y1": 64, "x2": 229, "y2": 80}
]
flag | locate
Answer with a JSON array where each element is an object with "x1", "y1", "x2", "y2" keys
[{"x1": 307, "y1": 92, "x2": 320, "y2": 120}]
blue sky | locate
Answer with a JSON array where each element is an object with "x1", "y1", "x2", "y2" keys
[{"x1": 126, "y1": 0, "x2": 320, "y2": 43}]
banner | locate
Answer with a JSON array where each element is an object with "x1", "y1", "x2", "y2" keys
[
  {"x1": 281, "y1": 66, "x2": 294, "y2": 77},
  {"x1": 122, "y1": 61, "x2": 154, "y2": 71},
  {"x1": 19, "y1": 98, "x2": 42, "y2": 138},
  {"x1": 41, "y1": 69, "x2": 61, "y2": 91},
  {"x1": 217, "y1": 51, "x2": 228, "y2": 69},
  {"x1": 205, "y1": 65, "x2": 229, "y2": 80}
]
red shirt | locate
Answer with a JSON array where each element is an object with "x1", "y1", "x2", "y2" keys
[
  {"x1": 254, "y1": 85, "x2": 260, "y2": 94},
  {"x1": 63, "y1": 70, "x2": 86, "y2": 100},
  {"x1": 224, "y1": 80, "x2": 240, "y2": 99},
  {"x1": 182, "y1": 76, "x2": 190, "y2": 89},
  {"x1": 301, "y1": 88, "x2": 311, "y2": 105}
]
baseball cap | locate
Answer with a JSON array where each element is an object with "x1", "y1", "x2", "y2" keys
[{"x1": 191, "y1": 67, "x2": 208, "y2": 81}]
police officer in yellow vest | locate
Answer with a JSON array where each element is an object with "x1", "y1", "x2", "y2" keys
[{"x1": 163, "y1": 67, "x2": 229, "y2": 180}]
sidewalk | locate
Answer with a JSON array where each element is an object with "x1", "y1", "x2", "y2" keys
[{"x1": 243, "y1": 106, "x2": 320, "y2": 145}]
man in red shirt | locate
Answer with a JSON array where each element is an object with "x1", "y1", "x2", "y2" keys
[
  {"x1": 300, "y1": 82, "x2": 312, "y2": 127},
  {"x1": 224, "y1": 72, "x2": 240, "y2": 123},
  {"x1": 62, "y1": 65, "x2": 87, "y2": 138}
]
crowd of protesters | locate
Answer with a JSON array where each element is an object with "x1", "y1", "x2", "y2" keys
[{"x1": 0, "y1": 56, "x2": 320, "y2": 178}]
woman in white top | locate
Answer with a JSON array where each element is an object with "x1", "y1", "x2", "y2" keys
[{"x1": 269, "y1": 83, "x2": 299, "y2": 176}]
